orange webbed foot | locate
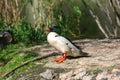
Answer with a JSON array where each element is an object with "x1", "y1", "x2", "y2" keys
[{"x1": 55, "y1": 53, "x2": 66, "y2": 63}]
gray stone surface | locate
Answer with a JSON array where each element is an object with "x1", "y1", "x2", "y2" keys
[{"x1": 40, "y1": 69, "x2": 55, "y2": 79}]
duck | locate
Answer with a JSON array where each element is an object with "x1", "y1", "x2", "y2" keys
[
  {"x1": 44, "y1": 26, "x2": 87, "y2": 63},
  {"x1": 0, "y1": 29, "x2": 13, "y2": 47}
]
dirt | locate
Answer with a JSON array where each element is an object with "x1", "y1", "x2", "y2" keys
[{"x1": 14, "y1": 39, "x2": 120, "y2": 79}]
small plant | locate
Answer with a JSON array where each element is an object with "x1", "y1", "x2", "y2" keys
[
  {"x1": 107, "y1": 65, "x2": 115, "y2": 71},
  {"x1": 86, "y1": 68, "x2": 102, "y2": 75}
]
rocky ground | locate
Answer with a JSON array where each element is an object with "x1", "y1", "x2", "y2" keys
[{"x1": 14, "y1": 39, "x2": 120, "y2": 80}]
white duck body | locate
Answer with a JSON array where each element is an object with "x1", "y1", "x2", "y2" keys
[{"x1": 47, "y1": 32, "x2": 82, "y2": 57}]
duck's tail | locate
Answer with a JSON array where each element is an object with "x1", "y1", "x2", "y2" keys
[{"x1": 79, "y1": 49, "x2": 91, "y2": 57}]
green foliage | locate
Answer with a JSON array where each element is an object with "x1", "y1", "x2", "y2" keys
[
  {"x1": 53, "y1": 0, "x2": 82, "y2": 39},
  {"x1": 0, "y1": 22, "x2": 46, "y2": 44},
  {"x1": 0, "y1": 0, "x2": 104, "y2": 42},
  {"x1": 29, "y1": 27, "x2": 46, "y2": 43},
  {"x1": 10, "y1": 22, "x2": 32, "y2": 43},
  {"x1": 0, "y1": 43, "x2": 38, "y2": 79},
  {"x1": 107, "y1": 65, "x2": 115, "y2": 71}
]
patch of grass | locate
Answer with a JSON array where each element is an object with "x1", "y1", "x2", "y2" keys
[
  {"x1": 86, "y1": 65, "x2": 116, "y2": 76},
  {"x1": 86, "y1": 68, "x2": 102, "y2": 75},
  {"x1": 107, "y1": 65, "x2": 115, "y2": 71},
  {"x1": 0, "y1": 43, "x2": 39, "y2": 80}
]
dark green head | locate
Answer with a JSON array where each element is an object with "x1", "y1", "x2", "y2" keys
[
  {"x1": 45, "y1": 26, "x2": 61, "y2": 34},
  {"x1": 50, "y1": 26, "x2": 61, "y2": 34}
]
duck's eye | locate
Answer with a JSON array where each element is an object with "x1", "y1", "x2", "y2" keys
[
  {"x1": 55, "y1": 35, "x2": 59, "y2": 37},
  {"x1": 66, "y1": 43, "x2": 68, "y2": 45}
]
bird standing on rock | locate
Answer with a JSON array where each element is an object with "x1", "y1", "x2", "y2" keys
[{"x1": 44, "y1": 26, "x2": 87, "y2": 63}]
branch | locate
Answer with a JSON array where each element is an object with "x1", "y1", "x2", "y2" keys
[
  {"x1": 81, "y1": 0, "x2": 109, "y2": 38},
  {"x1": 89, "y1": 10, "x2": 109, "y2": 38},
  {"x1": 2, "y1": 52, "x2": 59, "y2": 78}
]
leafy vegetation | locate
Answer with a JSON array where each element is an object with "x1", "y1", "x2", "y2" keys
[
  {"x1": 0, "y1": 22, "x2": 47, "y2": 44},
  {"x1": 53, "y1": 0, "x2": 82, "y2": 39}
]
